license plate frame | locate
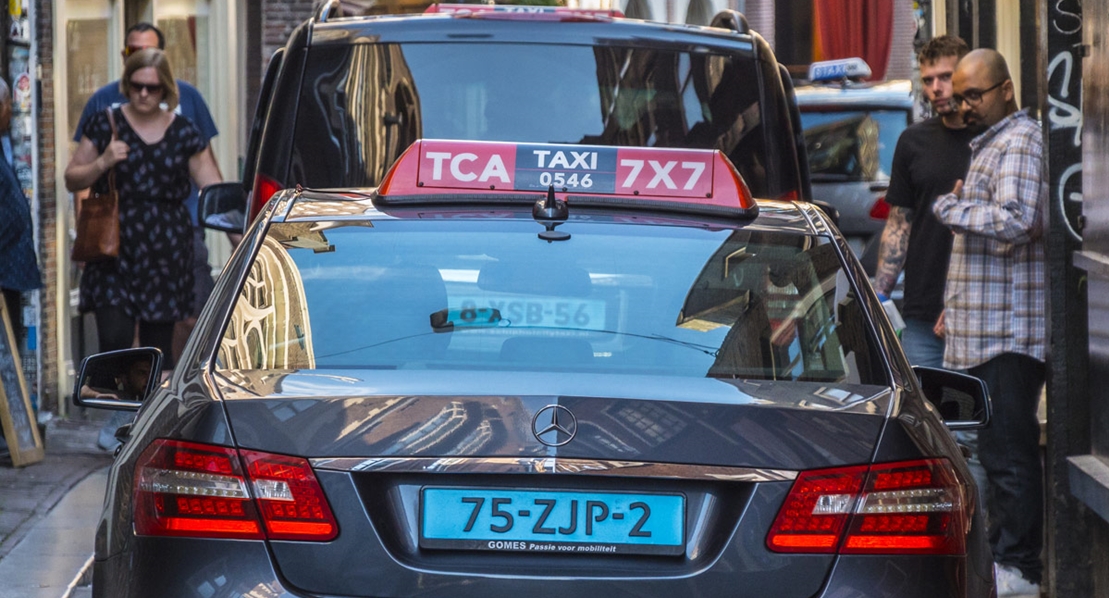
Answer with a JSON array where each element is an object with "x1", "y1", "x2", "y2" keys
[{"x1": 419, "y1": 487, "x2": 685, "y2": 556}]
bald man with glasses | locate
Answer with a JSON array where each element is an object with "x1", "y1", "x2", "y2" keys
[{"x1": 933, "y1": 48, "x2": 1047, "y2": 598}]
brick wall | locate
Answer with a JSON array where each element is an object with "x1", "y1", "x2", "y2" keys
[
  {"x1": 263, "y1": 0, "x2": 319, "y2": 72},
  {"x1": 743, "y1": 0, "x2": 774, "y2": 49},
  {"x1": 35, "y1": 0, "x2": 58, "y2": 413},
  {"x1": 886, "y1": 0, "x2": 917, "y2": 81}
]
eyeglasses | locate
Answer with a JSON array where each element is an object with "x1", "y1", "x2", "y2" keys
[
  {"x1": 128, "y1": 81, "x2": 164, "y2": 95},
  {"x1": 122, "y1": 44, "x2": 155, "y2": 58},
  {"x1": 952, "y1": 80, "x2": 1006, "y2": 107}
]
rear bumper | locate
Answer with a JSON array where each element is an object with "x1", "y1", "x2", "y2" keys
[
  {"x1": 92, "y1": 470, "x2": 992, "y2": 598},
  {"x1": 95, "y1": 544, "x2": 987, "y2": 598}
]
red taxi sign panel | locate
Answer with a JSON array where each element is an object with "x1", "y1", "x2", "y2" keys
[
  {"x1": 378, "y1": 140, "x2": 755, "y2": 214},
  {"x1": 425, "y1": 3, "x2": 625, "y2": 17},
  {"x1": 614, "y1": 148, "x2": 713, "y2": 198},
  {"x1": 419, "y1": 141, "x2": 517, "y2": 191}
]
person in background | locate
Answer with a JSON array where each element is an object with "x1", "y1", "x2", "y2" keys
[
  {"x1": 873, "y1": 35, "x2": 987, "y2": 497},
  {"x1": 876, "y1": 35, "x2": 977, "y2": 359},
  {"x1": 0, "y1": 76, "x2": 42, "y2": 353},
  {"x1": 933, "y1": 48, "x2": 1047, "y2": 598},
  {"x1": 65, "y1": 49, "x2": 221, "y2": 451},
  {"x1": 72, "y1": 22, "x2": 222, "y2": 364}
]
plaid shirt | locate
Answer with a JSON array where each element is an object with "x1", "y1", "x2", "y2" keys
[{"x1": 932, "y1": 109, "x2": 1047, "y2": 370}]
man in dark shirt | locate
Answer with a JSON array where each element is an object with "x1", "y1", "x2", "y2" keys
[{"x1": 875, "y1": 35, "x2": 978, "y2": 366}]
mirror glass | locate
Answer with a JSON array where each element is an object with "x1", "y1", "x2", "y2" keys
[
  {"x1": 199, "y1": 182, "x2": 247, "y2": 233},
  {"x1": 914, "y1": 366, "x2": 990, "y2": 428},
  {"x1": 75, "y1": 349, "x2": 162, "y2": 410}
]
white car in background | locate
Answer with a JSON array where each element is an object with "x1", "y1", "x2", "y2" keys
[{"x1": 795, "y1": 59, "x2": 915, "y2": 274}]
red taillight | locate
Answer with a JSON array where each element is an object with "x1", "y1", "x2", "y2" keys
[
  {"x1": 766, "y1": 465, "x2": 867, "y2": 553},
  {"x1": 241, "y1": 449, "x2": 339, "y2": 541},
  {"x1": 869, "y1": 197, "x2": 891, "y2": 220},
  {"x1": 778, "y1": 189, "x2": 800, "y2": 202},
  {"x1": 134, "y1": 439, "x2": 338, "y2": 541},
  {"x1": 767, "y1": 459, "x2": 967, "y2": 555},
  {"x1": 251, "y1": 173, "x2": 283, "y2": 221},
  {"x1": 842, "y1": 459, "x2": 966, "y2": 555}
]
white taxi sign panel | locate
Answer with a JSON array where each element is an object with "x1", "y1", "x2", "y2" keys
[
  {"x1": 378, "y1": 140, "x2": 756, "y2": 213},
  {"x1": 808, "y1": 58, "x2": 872, "y2": 83},
  {"x1": 415, "y1": 140, "x2": 714, "y2": 199}
]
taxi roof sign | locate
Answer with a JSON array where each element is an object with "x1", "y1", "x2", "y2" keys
[
  {"x1": 808, "y1": 58, "x2": 872, "y2": 83},
  {"x1": 425, "y1": 3, "x2": 625, "y2": 17},
  {"x1": 376, "y1": 140, "x2": 756, "y2": 218}
]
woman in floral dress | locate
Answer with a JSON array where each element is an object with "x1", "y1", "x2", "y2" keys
[{"x1": 65, "y1": 48, "x2": 221, "y2": 369}]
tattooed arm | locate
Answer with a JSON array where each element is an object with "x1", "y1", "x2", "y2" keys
[{"x1": 874, "y1": 206, "x2": 913, "y2": 296}]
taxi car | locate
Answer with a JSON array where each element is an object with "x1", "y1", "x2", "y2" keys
[
  {"x1": 794, "y1": 59, "x2": 915, "y2": 273},
  {"x1": 78, "y1": 141, "x2": 994, "y2": 597}
]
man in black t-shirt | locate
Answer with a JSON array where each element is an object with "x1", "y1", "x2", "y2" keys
[{"x1": 875, "y1": 35, "x2": 980, "y2": 368}]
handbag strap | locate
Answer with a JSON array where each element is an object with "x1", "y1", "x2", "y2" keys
[{"x1": 104, "y1": 107, "x2": 118, "y2": 192}]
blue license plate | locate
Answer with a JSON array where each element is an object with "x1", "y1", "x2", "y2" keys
[{"x1": 420, "y1": 487, "x2": 685, "y2": 556}]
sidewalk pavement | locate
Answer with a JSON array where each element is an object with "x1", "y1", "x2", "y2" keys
[{"x1": 0, "y1": 415, "x2": 115, "y2": 597}]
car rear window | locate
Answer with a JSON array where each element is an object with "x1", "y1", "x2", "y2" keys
[
  {"x1": 800, "y1": 110, "x2": 909, "y2": 182},
  {"x1": 289, "y1": 43, "x2": 795, "y2": 199},
  {"x1": 216, "y1": 219, "x2": 887, "y2": 385}
]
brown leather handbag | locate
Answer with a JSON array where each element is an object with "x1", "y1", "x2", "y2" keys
[{"x1": 71, "y1": 108, "x2": 120, "y2": 263}]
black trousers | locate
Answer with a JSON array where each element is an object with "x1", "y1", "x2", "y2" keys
[
  {"x1": 969, "y1": 352, "x2": 1046, "y2": 584},
  {"x1": 94, "y1": 306, "x2": 176, "y2": 369}
]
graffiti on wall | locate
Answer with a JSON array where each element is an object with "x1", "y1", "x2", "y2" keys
[{"x1": 1047, "y1": 0, "x2": 1084, "y2": 242}]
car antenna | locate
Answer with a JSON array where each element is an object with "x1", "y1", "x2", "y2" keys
[{"x1": 533, "y1": 185, "x2": 570, "y2": 242}]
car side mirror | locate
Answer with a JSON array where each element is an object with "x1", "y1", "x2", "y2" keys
[
  {"x1": 913, "y1": 365, "x2": 991, "y2": 430},
  {"x1": 73, "y1": 348, "x2": 163, "y2": 412},
  {"x1": 199, "y1": 181, "x2": 248, "y2": 233}
]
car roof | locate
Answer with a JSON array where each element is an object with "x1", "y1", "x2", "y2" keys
[
  {"x1": 793, "y1": 79, "x2": 914, "y2": 109},
  {"x1": 267, "y1": 189, "x2": 821, "y2": 236},
  {"x1": 310, "y1": 13, "x2": 760, "y2": 52}
]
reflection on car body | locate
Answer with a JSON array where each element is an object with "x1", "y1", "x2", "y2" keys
[{"x1": 75, "y1": 137, "x2": 995, "y2": 597}]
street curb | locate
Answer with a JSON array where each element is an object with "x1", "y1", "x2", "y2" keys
[{"x1": 60, "y1": 554, "x2": 94, "y2": 598}]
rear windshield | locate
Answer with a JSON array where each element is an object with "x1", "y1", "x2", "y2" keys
[
  {"x1": 800, "y1": 110, "x2": 909, "y2": 182},
  {"x1": 290, "y1": 43, "x2": 798, "y2": 198},
  {"x1": 216, "y1": 219, "x2": 887, "y2": 385}
]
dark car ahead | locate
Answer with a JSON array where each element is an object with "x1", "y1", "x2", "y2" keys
[
  {"x1": 80, "y1": 140, "x2": 994, "y2": 597},
  {"x1": 212, "y1": 1, "x2": 811, "y2": 229}
]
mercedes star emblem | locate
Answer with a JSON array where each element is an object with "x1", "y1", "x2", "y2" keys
[{"x1": 532, "y1": 405, "x2": 578, "y2": 447}]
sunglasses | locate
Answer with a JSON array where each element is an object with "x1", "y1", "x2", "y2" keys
[
  {"x1": 122, "y1": 44, "x2": 154, "y2": 58},
  {"x1": 129, "y1": 81, "x2": 164, "y2": 95}
]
